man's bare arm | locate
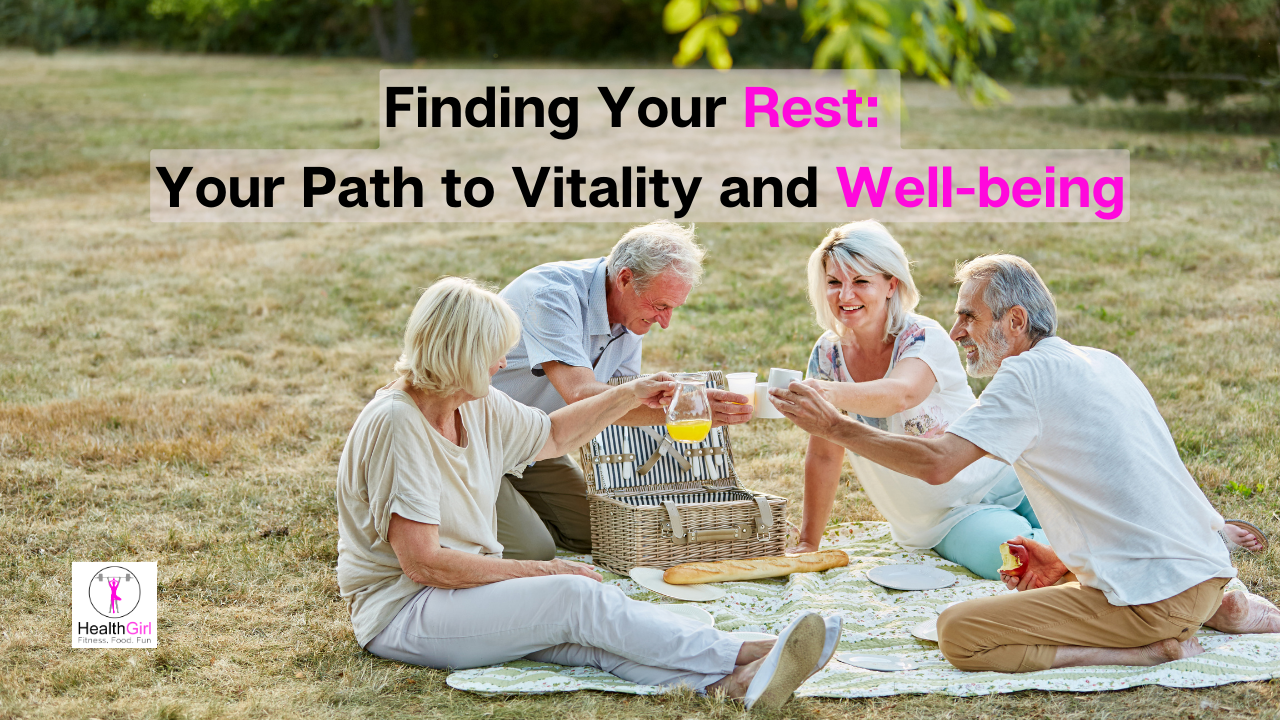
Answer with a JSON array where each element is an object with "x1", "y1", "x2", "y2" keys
[
  {"x1": 541, "y1": 361, "x2": 752, "y2": 427},
  {"x1": 771, "y1": 380, "x2": 989, "y2": 485}
]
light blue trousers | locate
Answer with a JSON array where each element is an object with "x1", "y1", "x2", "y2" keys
[{"x1": 932, "y1": 496, "x2": 1046, "y2": 581}]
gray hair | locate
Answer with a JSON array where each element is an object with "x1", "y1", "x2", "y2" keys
[
  {"x1": 954, "y1": 255, "x2": 1057, "y2": 342},
  {"x1": 606, "y1": 221, "x2": 706, "y2": 292},
  {"x1": 808, "y1": 220, "x2": 920, "y2": 342}
]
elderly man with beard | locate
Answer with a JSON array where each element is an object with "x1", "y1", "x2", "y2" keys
[{"x1": 770, "y1": 254, "x2": 1280, "y2": 673}]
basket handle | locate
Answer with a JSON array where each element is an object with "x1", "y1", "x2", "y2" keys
[{"x1": 661, "y1": 498, "x2": 773, "y2": 546}]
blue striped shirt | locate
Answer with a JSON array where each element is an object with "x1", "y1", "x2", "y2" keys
[{"x1": 493, "y1": 257, "x2": 642, "y2": 414}]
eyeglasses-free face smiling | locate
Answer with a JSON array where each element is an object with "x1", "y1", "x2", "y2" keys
[
  {"x1": 950, "y1": 280, "x2": 1009, "y2": 378},
  {"x1": 824, "y1": 261, "x2": 897, "y2": 336}
]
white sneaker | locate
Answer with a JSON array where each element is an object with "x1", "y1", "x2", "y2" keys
[
  {"x1": 810, "y1": 615, "x2": 843, "y2": 677},
  {"x1": 742, "y1": 612, "x2": 825, "y2": 711}
]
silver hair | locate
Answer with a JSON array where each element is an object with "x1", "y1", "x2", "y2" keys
[
  {"x1": 606, "y1": 221, "x2": 705, "y2": 292},
  {"x1": 954, "y1": 254, "x2": 1058, "y2": 342}
]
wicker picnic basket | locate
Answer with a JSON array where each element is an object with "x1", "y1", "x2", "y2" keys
[{"x1": 578, "y1": 371, "x2": 789, "y2": 575}]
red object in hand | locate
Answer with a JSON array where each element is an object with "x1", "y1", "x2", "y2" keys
[{"x1": 999, "y1": 542, "x2": 1030, "y2": 577}]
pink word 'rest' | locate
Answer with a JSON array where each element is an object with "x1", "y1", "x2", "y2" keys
[{"x1": 744, "y1": 87, "x2": 878, "y2": 129}]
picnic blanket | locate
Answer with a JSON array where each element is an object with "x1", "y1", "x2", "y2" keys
[{"x1": 446, "y1": 522, "x2": 1280, "y2": 698}]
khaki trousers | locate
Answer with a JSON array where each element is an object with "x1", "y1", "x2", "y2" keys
[
  {"x1": 496, "y1": 454, "x2": 593, "y2": 560},
  {"x1": 937, "y1": 577, "x2": 1230, "y2": 673}
]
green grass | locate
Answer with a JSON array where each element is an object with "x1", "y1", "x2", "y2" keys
[{"x1": 1, "y1": 49, "x2": 1279, "y2": 720}]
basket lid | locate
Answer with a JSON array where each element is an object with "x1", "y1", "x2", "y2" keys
[{"x1": 581, "y1": 371, "x2": 741, "y2": 497}]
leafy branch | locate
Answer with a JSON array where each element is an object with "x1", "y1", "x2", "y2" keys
[{"x1": 663, "y1": 0, "x2": 1014, "y2": 106}]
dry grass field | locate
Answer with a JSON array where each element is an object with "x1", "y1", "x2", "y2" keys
[{"x1": 1, "y1": 50, "x2": 1278, "y2": 720}]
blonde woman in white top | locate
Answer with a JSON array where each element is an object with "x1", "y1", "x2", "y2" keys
[
  {"x1": 789, "y1": 221, "x2": 1044, "y2": 579},
  {"x1": 335, "y1": 277, "x2": 836, "y2": 711}
]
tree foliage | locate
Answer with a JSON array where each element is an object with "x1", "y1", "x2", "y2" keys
[
  {"x1": 992, "y1": 0, "x2": 1280, "y2": 106},
  {"x1": 15, "y1": 0, "x2": 678, "y2": 58},
  {"x1": 0, "y1": 0, "x2": 98, "y2": 53},
  {"x1": 3, "y1": 0, "x2": 1276, "y2": 112},
  {"x1": 663, "y1": 0, "x2": 1015, "y2": 105}
]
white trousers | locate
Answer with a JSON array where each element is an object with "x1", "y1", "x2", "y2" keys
[{"x1": 365, "y1": 574, "x2": 742, "y2": 691}]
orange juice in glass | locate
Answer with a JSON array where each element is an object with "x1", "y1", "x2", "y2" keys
[{"x1": 666, "y1": 372, "x2": 712, "y2": 443}]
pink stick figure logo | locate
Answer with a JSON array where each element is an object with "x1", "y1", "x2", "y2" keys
[
  {"x1": 107, "y1": 577, "x2": 122, "y2": 614},
  {"x1": 89, "y1": 566, "x2": 141, "y2": 618}
]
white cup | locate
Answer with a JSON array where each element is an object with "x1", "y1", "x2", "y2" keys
[
  {"x1": 725, "y1": 372, "x2": 758, "y2": 400},
  {"x1": 755, "y1": 382, "x2": 786, "y2": 419},
  {"x1": 768, "y1": 368, "x2": 803, "y2": 390}
]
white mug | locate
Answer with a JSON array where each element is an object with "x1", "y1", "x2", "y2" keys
[
  {"x1": 755, "y1": 382, "x2": 786, "y2": 419},
  {"x1": 767, "y1": 367, "x2": 803, "y2": 390}
]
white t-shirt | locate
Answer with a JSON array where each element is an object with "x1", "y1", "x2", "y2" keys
[
  {"x1": 947, "y1": 336, "x2": 1234, "y2": 606},
  {"x1": 807, "y1": 313, "x2": 1023, "y2": 549},
  {"x1": 335, "y1": 386, "x2": 551, "y2": 647}
]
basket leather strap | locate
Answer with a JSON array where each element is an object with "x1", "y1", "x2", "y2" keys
[
  {"x1": 661, "y1": 500, "x2": 685, "y2": 543},
  {"x1": 753, "y1": 496, "x2": 773, "y2": 539},
  {"x1": 636, "y1": 429, "x2": 691, "y2": 474},
  {"x1": 589, "y1": 453, "x2": 635, "y2": 465}
]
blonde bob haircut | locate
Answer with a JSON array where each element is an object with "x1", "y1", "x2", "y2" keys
[
  {"x1": 393, "y1": 277, "x2": 521, "y2": 397},
  {"x1": 807, "y1": 220, "x2": 920, "y2": 342}
]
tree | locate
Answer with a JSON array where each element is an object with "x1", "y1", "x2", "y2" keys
[
  {"x1": 0, "y1": 0, "x2": 97, "y2": 53},
  {"x1": 662, "y1": 0, "x2": 1015, "y2": 105},
  {"x1": 362, "y1": 0, "x2": 417, "y2": 63},
  {"x1": 145, "y1": 0, "x2": 421, "y2": 61}
]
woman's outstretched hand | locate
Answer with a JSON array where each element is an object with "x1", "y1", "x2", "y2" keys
[
  {"x1": 1000, "y1": 535, "x2": 1068, "y2": 591},
  {"x1": 628, "y1": 372, "x2": 677, "y2": 409},
  {"x1": 770, "y1": 379, "x2": 846, "y2": 440},
  {"x1": 808, "y1": 379, "x2": 839, "y2": 404}
]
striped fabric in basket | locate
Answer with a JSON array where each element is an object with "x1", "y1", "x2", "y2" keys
[
  {"x1": 588, "y1": 424, "x2": 734, "y2": 492},
  {"x1": 580, "y1": 372, "x2": 788, "y2": 575},
  {"x1": 619, "y1": 490, "x2": 758, "y2": 506}
]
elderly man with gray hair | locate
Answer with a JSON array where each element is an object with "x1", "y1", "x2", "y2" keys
[
  {"x1": 772, "y1": 253, "x2": 1279, "y2": 673},
  {"x1": 492, "y1": 221, "x2": 752, "y2": 560}
]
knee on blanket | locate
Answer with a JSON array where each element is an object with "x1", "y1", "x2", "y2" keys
[
  {"x1": 936, "y1": 606, "x2": 971, "y2": 662},
  {"x1": 936, "y1": 604, "x2": 994, "y2": 672},
  {"x1": 936, "y1": 603, "x2": 1044, "y2": 673}
]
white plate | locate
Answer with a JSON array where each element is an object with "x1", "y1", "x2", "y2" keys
[
  {"x1": 660, "y1": 604, "x2": 715, "y2": 625},
  {"x1": 728, "y1": 631, "x2": 777, "y2": 642},
  {"x1": 629, "y1": 567, "x2": 727, "y2": 602},
  {"x1": 911, "y1": 617, "x2": 939, "y2": 642},
  {"x1": 910, "y1": 601, "x2": 965, "y2": 642},
  {"x1": 866, "y1": 564, "x2": 957, "y2": 591},
  {"x1": 835, "y1": 652, "x2": 918, "y2": 672}
]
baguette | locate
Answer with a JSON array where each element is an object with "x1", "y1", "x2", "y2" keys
[{"x1": 662, "y1": 550, "x2": 849, "y2": 585}]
